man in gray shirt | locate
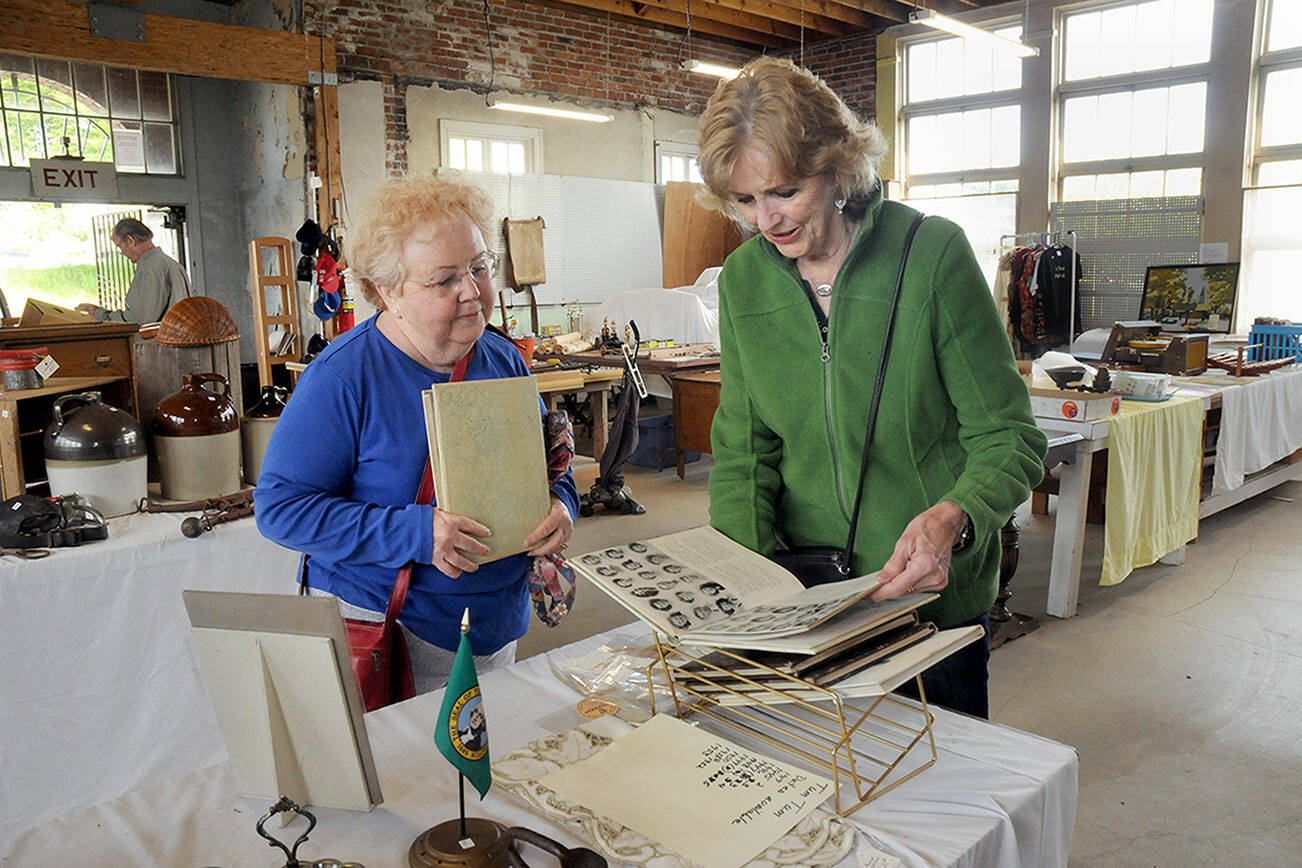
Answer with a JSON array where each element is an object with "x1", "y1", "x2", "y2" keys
[{"x1": 76, "y1": 218, "x2": 191, "y2": 324}]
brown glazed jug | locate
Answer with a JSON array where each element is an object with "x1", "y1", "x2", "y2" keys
[{"x1": 152, "y1": 372, "x2": 242, "y2": 501}]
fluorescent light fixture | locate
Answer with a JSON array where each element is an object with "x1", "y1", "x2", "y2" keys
[
  {"x1": 488, "y1": 100, "x2": 612, "y2": 123},
  {"x1": 681, "y1": 59, "x2": 742, "y2": 80},
  {"x1": 911, "y1": 8, "x2": 1039, "y2": 58}
]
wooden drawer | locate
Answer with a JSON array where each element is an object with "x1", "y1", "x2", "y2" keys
[{"x1": 45, "y1": 337, "x2": 133, "y2": 378}]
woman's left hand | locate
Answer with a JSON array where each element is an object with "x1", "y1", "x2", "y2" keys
[
  {"x1": 524, "y1": 496, "x2": 574, "y2": 557},
  {"x1": 869, "y1": 501, "x2": 968, "y2": 601}
]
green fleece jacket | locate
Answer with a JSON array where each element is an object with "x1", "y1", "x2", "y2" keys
[{"x1": 708, "y1": 190, "x2": 1047, "y2": 628}]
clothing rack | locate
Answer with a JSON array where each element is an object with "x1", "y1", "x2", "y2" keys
[{"x1": 1000, "y1": 230, "x2": 1079, "y2": 347}]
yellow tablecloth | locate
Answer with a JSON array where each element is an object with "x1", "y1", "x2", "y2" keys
[{"x1": 1101, "y1": 395, "x2": 1204, "y2": 586}]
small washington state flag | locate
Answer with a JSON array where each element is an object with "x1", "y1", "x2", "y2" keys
[{"x1": 433, "y1": 611, "x2": 492, "y2": 799}]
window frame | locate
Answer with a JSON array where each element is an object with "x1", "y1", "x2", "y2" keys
[
  {"x1": 654, "y1": 140, "x2": 700, "y2": 184},
  {"x1": 896, "y1": 21, "x2": 1025, "y2": 196},
  {"x1": 438, "y1": 119, "x2": 542, "y2": 174},
  {"x1": 1054, "y1": 0, "x2": 1214, "y2": 200},
  {"x1": 1250, "y1": 0, "x2": 1302, "y2": 186}
]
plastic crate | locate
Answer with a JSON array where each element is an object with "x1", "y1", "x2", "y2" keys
[
  {"x1": 1248, "y1": 324, "x2": 1302, "y2": 362},
  {"x1": 629, "y1": 413, "x2": 700, "y2": 470}
]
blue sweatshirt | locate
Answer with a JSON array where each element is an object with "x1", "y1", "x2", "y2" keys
[{"x1": 254, "y1": 318, "x2": 579, "y2": 654}]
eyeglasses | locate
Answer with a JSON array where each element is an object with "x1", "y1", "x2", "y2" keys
[{"x1": 409, "y1": 251, "x2": 500, "y2": 294}]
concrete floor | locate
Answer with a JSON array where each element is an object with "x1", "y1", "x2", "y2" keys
[{"x1": 518, "y1": 456, "x2": 1302, "y2": 866}]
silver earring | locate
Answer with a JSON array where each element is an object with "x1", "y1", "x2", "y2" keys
[{"x1": 835, "y1": 197, "x2": 846, "y2": 214}]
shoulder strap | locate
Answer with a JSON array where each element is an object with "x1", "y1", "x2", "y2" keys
[{"x1": 839, "y1": 213, "x2": 927, "y2": 575}]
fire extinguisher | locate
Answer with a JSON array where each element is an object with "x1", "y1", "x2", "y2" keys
[{"x1": 337, "y1": 298, "x2": 355, "y2": 332}]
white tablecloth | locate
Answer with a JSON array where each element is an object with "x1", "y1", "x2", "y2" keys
[
  {"x1": 1211, "y1": 366, "x2": 1302, "y2": 494},
  {"x1": 0, "y1": 625, "x2": 1078, "y2": 867},
  {"x1": 0, "y1": 511, "x2": 299, "y2": 838}
]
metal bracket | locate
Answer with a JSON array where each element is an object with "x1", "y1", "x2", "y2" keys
[
  {"x1": 87, "y1": 3, "x2": 146, "y2": 42},
  {"x1": 308, "y1": 71, "x2": 339, "y2": 86}
]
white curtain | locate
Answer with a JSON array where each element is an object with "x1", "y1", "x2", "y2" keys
[{"x1": 1239, "y1": 185, "x2": 1302, "y2": 328}]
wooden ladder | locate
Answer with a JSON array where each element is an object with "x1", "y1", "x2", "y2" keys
[{"x1": 248, "y1": 237, "x2": 299, "y2": 389}]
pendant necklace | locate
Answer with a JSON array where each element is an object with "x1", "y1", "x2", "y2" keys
[{"x1": 814, "y1": 283, "x2": 833, "y2": 297}]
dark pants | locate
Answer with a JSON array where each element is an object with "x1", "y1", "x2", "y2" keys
[{"x1": 896, "y1": 612, "x2": 991, "y2": 719}]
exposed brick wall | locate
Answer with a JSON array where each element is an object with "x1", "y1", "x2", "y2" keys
[
  {"x1": 304, "y1": 0, "x2": 753, "y2": 112},
  {"x1": 788, "y1": 34, "x2": 878, "y2": 122}
]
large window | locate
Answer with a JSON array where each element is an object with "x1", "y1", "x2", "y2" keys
[
  {"x1": 899, "y1": 26, "x2": 1023, "y2": 283},
  {"x1": 655, "y1": 141, "x2": 701, "y2": 184},
  {"x1": 0, "y1": 54, "x2": 178, "y2": 174},
  {"x1": 439, "y1": 119, "x2": 541, "y2": 174},
  {"x1": 1057, "y1": 0, "x2": 1213, "y2": 200},
  {"x1": 1240, "y1": 0, "x2": 1302, "y2": 325}
]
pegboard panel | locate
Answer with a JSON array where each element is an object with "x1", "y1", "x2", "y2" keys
[{"x1": 1050, "y1": 196, "x2": 1203, "y2": 331}]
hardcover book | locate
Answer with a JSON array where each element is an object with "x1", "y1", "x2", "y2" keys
[
  {"x1": 569, "y1": 525, "x2": 934, "y2": 653},
  {"x1": 422, "y1": 376, "x2": 550, "y2": 563}
]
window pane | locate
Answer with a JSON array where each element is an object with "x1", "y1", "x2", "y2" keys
[
  {"x1": 992, "y1": 27, "x2": 1023, "y2": 90},
  {"x1": 1062, "y1": 95, "x2": 1099, "y2": 163},
  {"x1": 111, "y1": 120, "x2": 144, "y2": 171},
  {"x1": 1129, "y1": 169, "x2": 1165, "y2": 197},
  {"x1": 1258, "y1": 160, "x2": 1302, "y2": 186},
  {"x1": 1165, "y1": 82, "x2": 1206, "y2": 153},
  {"x1": 449, "y1": 137, "x2": 466, "y2": 169},
  {"x1": 1062, "y1": 175, "x2": 1096, "y2": 201},
  {"x1": 1063, "y1": 0, "x2": 1212, "y2": 80},
  {"x1": 2, "y1": 65, "x2": 40, "y2": 110},
  {"x1": 465, "y1": 139, "x2": 483, "y2": 172},
  {"x1": 107, "y1": 67, "x2": 139, "y2": 118},
  {"x1": 900, "y1": 192, "x2": 1016, "y2": 286},
  {"x1": 143, "y1": 122, "x2": 175, "y2": 174},
  {"x1": 508, "y1": 142, "x2": 525, "y2": 174},
  {"x1": 37, "y1": 59, "x2": 74, "y2": 115},
  {"x1": 14, "y1": 110, "x2": 43, "y2": 163},
  {"x1": 991, "y1": 179, "x2": 1019, "y2": 193},
  {"x1": 1096, "y1": 172, "x2": 1130, "y2": 198},
  {"x1": 1130, "y1": 88, "x2": 1168, "y2": 157},
  {"x1": 962, "y1": 34, "x2": 993, "y2": 95},
  {"x1": 139, "y1": 71, "x2": 170, "y2": 122},
  {"x1": 1164, "y1": 167, "x2": 1201, "y2": 195},
  {"x1": 73, "y1": 63, "x2": 108, "y2": 116},
  {"x1": 907, "y1": 40, "x2": 936, "y2": 103},
  {"x1": 688, "y1": 159, "x2": 702, "y2": 183},
  {"x1": 934, "y1": 37, "x2": 964, "y2": 100},
  {"x1": 963, "y1": 110, "x2": 992, "y2": 170},
  {"x1": 990, "y1": 105, "x2": 1021, "y2": 167},
  {"x1": 1261, "y1": 68, "x2": 1302, "y2": 147},
  {"x1": 490, "y1": 140, "x2": 508, "y2": 173},
  {"x1": 1267, "y1": 0, "x2": 1302, "y2": 51},
  {"x1": 42, "y1": 112, "x2": 77, "y2": 158},
  {"x1": 908, "y1": 106, "x2": 1017, "y2": 174},
  {"x1": 79, "y1": 116, "x2": 112, "y2": 162},
  {"x1": 1097, "y1": 91, "x2": 1132, "y2": 157}
]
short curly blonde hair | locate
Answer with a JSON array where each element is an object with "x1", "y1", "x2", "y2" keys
[
  {"x1": 697, "y1": 57, "x2": 887, "y2": 225},
  {"x1": 348, "y1": 173, "x2": 495, "y2": 309}
]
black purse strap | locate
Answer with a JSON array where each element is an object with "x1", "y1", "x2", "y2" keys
[{"x1": 836, "y1": 212, "x2": 927, "y2": 576}]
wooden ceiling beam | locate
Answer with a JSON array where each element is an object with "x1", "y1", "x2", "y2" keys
[
  {"x1": 819, "y1": 0, "x2": 908, "y2": 24},
  {"x1": 548, "y1": 0, "x2": 797, "y2": 46},
  {"x1": 704, "y1": 0, "x2": 859, "y2": 34},
  {"x1": 621, "y1": 0, "x2": 828, "y2": 40},
  {"x1": 0, "y1": 0, "x2": 332, "y2": 86}
]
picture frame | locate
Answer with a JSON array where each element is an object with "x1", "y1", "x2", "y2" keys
[{"x1": 1139, "y1": 262, "x2": 1241, "y2": 333}]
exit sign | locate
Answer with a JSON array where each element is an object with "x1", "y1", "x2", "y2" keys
[{"x1": 30, "y1": 159, "x2": 119, "y2": 199}]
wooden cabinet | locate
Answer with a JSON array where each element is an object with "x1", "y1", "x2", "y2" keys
[
  {"x1": 672, "y1": 370, "x2": 721, "y2": 479},
  {"x1": 0, "y1": 324, "x2": 139, "y2": 499}
]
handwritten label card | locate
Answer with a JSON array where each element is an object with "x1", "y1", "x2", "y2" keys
[{"x1": 540, "y1": 714, "x2": 833, "y2": 868}]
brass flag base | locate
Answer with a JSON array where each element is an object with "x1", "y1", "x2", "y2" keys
[{"x1": 408, "y1": 817, "x2": 513, "y2": 868}]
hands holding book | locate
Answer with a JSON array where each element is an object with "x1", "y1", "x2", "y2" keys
[
  {"x1": 869, "y1": 500, "x2": 970, "y2": 602},
  {"x1": 431, "y1": 495, "x2": 573, "y2": 578}
]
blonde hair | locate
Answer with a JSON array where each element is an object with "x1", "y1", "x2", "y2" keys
[
  {"x1": 697, "y1": 57, "x2": 887, "y2": 224},
  {"x1": 348, "y1": 173, "x2": 495, "y2": 309}
]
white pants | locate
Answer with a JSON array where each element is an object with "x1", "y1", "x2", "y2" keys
[{"x1": 308, "y1": 588, "x2": 517, "y2": 695}]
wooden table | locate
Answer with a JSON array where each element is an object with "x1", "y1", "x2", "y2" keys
[
  {"x1": 671, "y1": 370, "x2": 721, "y2": 477},
  {"x1": 561, "y1": 348, "x2": 721, "y2": 378},
  {"x1": 533, "y1": 366, "x2": 623, "y2": 459}
]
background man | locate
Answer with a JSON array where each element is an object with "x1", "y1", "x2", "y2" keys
[{"x1": 77, "y1": 218, "x2": 191, "y2": 323}]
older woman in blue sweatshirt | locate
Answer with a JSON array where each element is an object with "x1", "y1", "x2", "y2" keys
[{"x1": 255, "y1": 175, "x2": 577, "y2": 693}]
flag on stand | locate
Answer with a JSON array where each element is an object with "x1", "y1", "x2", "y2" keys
[{"x1": 434, "y1": 610, "x2": 492, "y2": 799}]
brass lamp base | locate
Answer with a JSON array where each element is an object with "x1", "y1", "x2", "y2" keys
[{"x1": 408, "y1": 817, "x2": 514, "y2": 868}]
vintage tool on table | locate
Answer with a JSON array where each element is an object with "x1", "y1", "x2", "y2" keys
[
  {"x1": 255, "y1": 796, "x2": 365, "y2": 868},
  {"x1": 1098, "y1": 321, "x2": 1209, "y2": 375},
  {"x1": 140, "y1": 489, "x2": 254, "y2": 537},
  {"x1": 1206, "y1": 344, "x2": 1297, "y2": 376}
]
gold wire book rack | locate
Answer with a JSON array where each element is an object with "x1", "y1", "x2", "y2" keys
[{"x1": 648, "y1": 635, "x2": 937, "y2": 817}]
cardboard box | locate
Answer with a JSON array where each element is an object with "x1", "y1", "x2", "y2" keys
[{"x1": 1029, "y1": 388, "x2": 1121, "y2": 422}]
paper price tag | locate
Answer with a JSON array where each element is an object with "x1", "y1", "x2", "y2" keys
[{"x1": 35, "y1": 355, "x2": 59, "y2": 379}]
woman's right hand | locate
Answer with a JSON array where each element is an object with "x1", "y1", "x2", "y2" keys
[{"x1": 430, "y1": 508, "x2": 491, "y2": 578}]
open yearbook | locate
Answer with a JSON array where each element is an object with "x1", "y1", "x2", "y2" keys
[
  {"x1": 422, "y1": 377, "x2": 550, "y2": 562},
  {"x1": 569, "y1": 525, "x2": 936, "y2": 653}
]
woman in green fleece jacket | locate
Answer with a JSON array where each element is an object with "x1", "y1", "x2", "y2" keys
[{"x1": 698, "y1": 57, "x2": 1046, "y2": 717}]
